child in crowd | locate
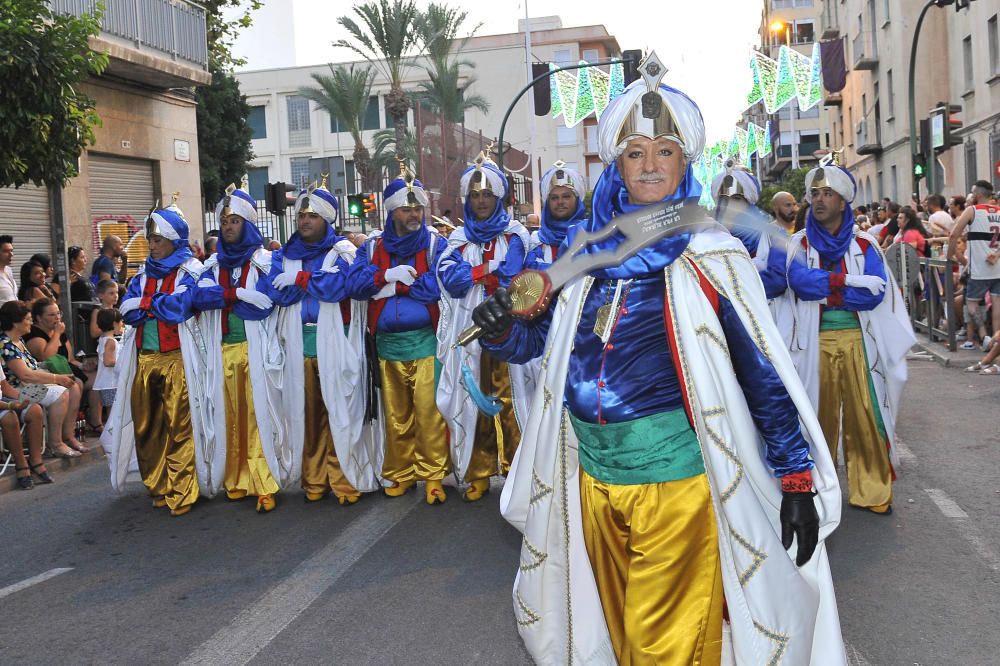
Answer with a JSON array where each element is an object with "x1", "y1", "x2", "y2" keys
[
  {"x1": 92, "y1": 308, "x2": 122, "y2": 419},
  {"x1": 89, "y1": 279, "x2": 120, "y2": 339}
]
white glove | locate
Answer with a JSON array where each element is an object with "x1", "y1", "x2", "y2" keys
[
  {"x1": 384, "y1": 265, "x2": 417, "y2": 285},
  {"x1": 844, "y1": 274, "x2": 886, "y2": 295},
  {"x1": 171, "y1": 284, "x2": 188, "y2": 296},
  {"x1": 373, "y1": 283, "x2": 396, "y2": 300},
  {"x1": 271, "y1": 269, "x2": 300, "y2": 290},
  {"x1": 197, "y1": 277, "x2": 215, "y2": 288},
  {"x1": 236, "y1": 287, "x2": 273, "y2": 309},
  {"x1": 119, "y1": 297, "x2": 143, "y2": 315}
]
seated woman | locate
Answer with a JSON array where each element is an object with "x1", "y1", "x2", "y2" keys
[
  {"x1": 0, "y1": 300, "x2": 81, "y2": 458},
  {"x1": 1, "y1": 378, "x2": 50, "y2": 489},
  {"x1": 25, "y1": 298, "x2": 90, "y2": 446},
  {"x1": 18, "y1": 260, "x2": 55, "y2": 303},
  {"x1": 68, "y1": 246, "x2": 96, "y2": 303}
]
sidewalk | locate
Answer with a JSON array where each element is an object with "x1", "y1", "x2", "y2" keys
[
  {"x1": 912, "y1": 336, "x2": 985, "y2": 369},
  {"x1": 1, "y1": 435, "x2": 105, "y2": 496}
]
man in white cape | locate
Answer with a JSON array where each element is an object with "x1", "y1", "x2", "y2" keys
[
  {"x1": 472, "y1": 52, "x2": 847, "y2": 665},
  {"x1": 193, "y1": 181, "x2": 287, "y2": 513},
  {"x1": 779, "y1": 162, "x2": 915, "y2": 515},
  {"x1": 435, "y1": 149, "x2": 531, "y2": 502},
  {"x1": 259, "y1": 181, "x2": 382, "y2": 504},
  {"x1": 102, "y1": 203, "x2": 216, "y2": 516}
]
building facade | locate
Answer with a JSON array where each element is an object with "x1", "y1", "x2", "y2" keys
[
  {"x1": 818, "y1": 0, "x2": 1000, "y2": 203},
  {"x1": 233, "y1": 17, "x2": 621, "y2": 222}
]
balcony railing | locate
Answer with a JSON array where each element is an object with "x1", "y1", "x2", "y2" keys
[
  {"x1": 820, "y1": 1, "x2": 840, "y2": 38},
  {"x1": 852, "y1": 31, "x2": 878, "y2": 71},
  {"x1": 50, "y1": 0, "x2": 208, "y2": 70}
]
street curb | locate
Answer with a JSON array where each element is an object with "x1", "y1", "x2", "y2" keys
[
  {"x1": 1, "y1": 438, "x2": 105, "y2": 497},
  {"x1": 912, "y1": 339, "x2": 983, "y2": 368},
  {"x1": 914, "y1": 341, "x2": 953, "y2": 367}
]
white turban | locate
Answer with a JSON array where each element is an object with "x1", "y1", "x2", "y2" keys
[
  {"x1": 540, "y1": 162, "x2": 586, "y2": 201},
  {"x1": 597, "y1": 80, "x2": 706, "y2": 165},
  {"x1": 711, "y1": 162, "x2": 761, "y2": 205},
  {"x1": 805, "y1": 165, "x2": 857, "y2": 204},
  {"x1": 214, "y1": 185, "x2": 258, "y2": 224},
  {"x1": 459, "y1": 162, "x2": 508, "y2": 199},
  {"x1": 293, "y1": 186, "x2": 339, "y2": 225}
]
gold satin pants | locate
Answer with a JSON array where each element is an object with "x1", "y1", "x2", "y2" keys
[
  {"x1": 379, "y1": 356, "x2": 450, "y2": 482},
  {"x1": 465, "y1": 350, "x2": 521, "y2": 483},
  {"x1": 301, "y1": 357, "x2": 359, "y2": 498},
  {"x1": 222, "y1": 342, "x2": 279, "y2": 498},
  {"x1": 580, "y1": 469, "x2": 724, "y2": 666},
  {"x1": 818, "y1": 329, "x2": 893, "y2": 511},
  {"x1": 132, "y1": 350, "x2": 199, "y2": 511}
]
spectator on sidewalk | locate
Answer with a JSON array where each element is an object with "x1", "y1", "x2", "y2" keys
[
  {"x1": 92, "y1": 235, "x2": 127, "y2": 287},
  {"x1": 878, "y1": 202, "x2": 902, "y2": 250},
  {"x1": 1, "y1": 378, "x2": 49, "y2": 489},
  {"x1": 18, "y1": 261, "x2": 54, "y2": 303},
  {"x1": 91, "y1": 308, "x2": 122, "y2": 425},
  {"x1": 68, "y1": 246, "x2": 95, "y2": 302},
  {"x1": 949, "y1": 194, "x2": 966, "y2": 221},
  {"x1": 949, "y1": 180, "x2": 998, "y2": 352},
  {"x1": 965, "y1": 337, "x2": 1000, "y2": 375},
  {"x1": 895, "y1": 206, "x2": 930, "y2": 257},
  {"x1": 88, "y1": 279, "x2": 119, "y2": 339},
  {"x1": 0, "y1": 300, "x2": 81, "y2": 458},
  {"x1": 29, "y1": 253, "x2": 60, "y2": 299},
  {"x1": 0, "y1": 235, "x2": 16, "y2": 304}
]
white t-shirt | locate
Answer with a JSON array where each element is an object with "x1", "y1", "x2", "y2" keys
[
  {"x1": 928, "y1": 210, "x2": 954, "y2": 236},
  {"x1": 0, "y1": 266, "x2": 17, "y2": 304},
  {"x1": 93, "y1": 335, "x2": 120, "y2": 390}
]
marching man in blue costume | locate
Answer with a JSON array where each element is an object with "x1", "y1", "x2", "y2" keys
[
  {"x1": 194, "y1": 179, "x2": 284, "y2": 513},
  {"x1": 260, "y1": 180, "x2": 380, "y2": 505},
  {"x1": 348, "y1": 165, "x2": 451, "y2": 505},
  {"x1": 525, "y1": 161, "x2": 589, "y2": 271},
  {"x1": 780, "y1": 160, "x2": 915, "y2": 516},
  {"x1": 473, "y1": 52, "x2": 846, "y2": 664},
  {"x1": 104, "y1": 200, "x2": 217, "y2": 517},
  {"x1": 435, "y1": 148, "x2": 531, "y2": 502}
]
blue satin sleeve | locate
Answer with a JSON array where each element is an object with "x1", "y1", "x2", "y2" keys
[
  {"x1": 437, "y1": 248, "x2": 474, "y2": 299},
  {"x1": 191, "y1": 270, "x2": 225, "y2": 311},
  {"x1": 717, "y1": 295, "x2": 813, "y2": 476},
  {"x1": 260, "y1": 251, "x2": 306, "y2": 307},
  {"x1": 149, "y1": 271, "x2": 197, "y2": 324},
  {"x1": 787, "y1": 254, "x2": 832, "y2": 302},
  {"x1": 759, "y1": 246, "x2": 788, "y2": 299},
  {"x1": 524, "y1": 244, "x2": 550, "y2": 271},
  {"x1": 409, "y1": 266, "x2": 442, "y2": 305},
  {"x1": 307, "y1": 256, "x2": 350, "y2": 303},
  {"x1": 121, "y1": 274, "x2": 147, "y2": 327},
  {"x1": 841, "y1": 244, "x2": 886, "y2": 311},
  {"x1": 346, "y1": 241, "x2": 379, "y2": 300},
  {"x1": 480, "y1": 305, "x2": 553, "y2": 364},
  {"x1": 730, "y1": 226, "x2": 760, "y2": 255},
  {"x1": 495, "y1": 235, "x2": 526, "y2": 288}
]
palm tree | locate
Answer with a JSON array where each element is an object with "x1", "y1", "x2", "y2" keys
[
  {"x1": 369, "y1": 128, "x2": 418, "y2": 185},
  {"x1": 414, "y1": 3, "x2": 489, "y2": 124},
  {"x1": 298, "y1": 63, "x2": 378, "y2": 192},
  {"x1": 336, "y1": 0, "x2": 422, "y2": 159}
]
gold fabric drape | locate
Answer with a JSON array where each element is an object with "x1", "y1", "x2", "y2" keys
[
  {"x1": 301, "y1": 357, "x2": 359, "y2": 499},
  {"x1": 465, "y1": 351, "x2": 521, "y2": 482},
  {"x1": 221, "y1": 342, "x2": 279, "y2": 498},
  {"x1": 379, "y1": 356, "x2": 450, "y2": 482}
]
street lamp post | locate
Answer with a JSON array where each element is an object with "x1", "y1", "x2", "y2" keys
[{"x1": 771, "y1": 20, "x2": 799, "y2": 170}]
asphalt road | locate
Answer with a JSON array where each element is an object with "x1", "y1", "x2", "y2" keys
[{"x1": 1, "y1": 358, "x2": 998, "y2": 665}]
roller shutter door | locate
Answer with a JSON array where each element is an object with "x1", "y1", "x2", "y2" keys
[
  {"x1": 0, "y1": 185, "x2": 53, "y2": 263},
  {"x1": 88, "y1": 154, "x2": 155, "y2": 264}
]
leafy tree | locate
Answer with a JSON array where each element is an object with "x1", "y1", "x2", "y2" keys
[
  {"x1": 414, "y1": 4, "x2": 489, "y2": 124},
  {"x1": 336, "y1": 0, "x2": 422, "y2": 159},
  {"x1": 299, "y1": 64, "x2": 378, "y2": 192},
  {"x1": 760, "y1": 165, "x2": 810, "y2": 206},
  {"x1": 196, "y1": 68, "x2": 254, "y2": 204},
  {"x1": 200, "y1": 0, "x2": 264, "y2": 70},
  {"x1": 0, "y1": 0, "x2": 108, "y2": 188},
  {"x1": 370, "y1": 128, "x2": 417, "y2": 183}
]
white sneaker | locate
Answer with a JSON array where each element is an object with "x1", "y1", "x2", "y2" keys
[
  {"x1": 982, "y1": 336, "x2": 993, "y2": 352},
  {"x1": 960, "y1": 340, "x2": 976, "y2": 350}
]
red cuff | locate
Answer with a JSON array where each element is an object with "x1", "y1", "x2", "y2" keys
[
  {"x1": 373, "y1": 270, "x2": 388, "y2": 289},
  {"x1": 223, "y1": 287, "x2": 238, "y2": 306},
  {"x1": 139, "y1": 294, "x2": 154, "y2": 311},
  {"x1": 471, "y1": 263, "x2": 489, "y2": 283},
  {"x1": 481, "y1": 274, "x2": 500, "y2": 295},
  {"x1": 781, "y1": 470, "x2": 814, "y2": 493},
  {"x1": 295, "y1": 271, "x2": 311, "y2": 290},
  {"x1": 395, "y1": 282, "x2": 410, "y2": 296},
  {"x1": 827, "y1": 272, "x2": 846, "y2": 307}
]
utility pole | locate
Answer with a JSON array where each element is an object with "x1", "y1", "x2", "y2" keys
[{"x1": 522, "y1": 4, "x2": 540, "y2": 217}]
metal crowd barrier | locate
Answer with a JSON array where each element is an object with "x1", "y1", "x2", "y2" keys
[{"x1": 912, "y1": 256, "x2": 958, "y2": 353}]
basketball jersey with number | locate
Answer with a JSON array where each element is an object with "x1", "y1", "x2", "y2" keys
[{"x1": 968, "y1": 204, "x2": 1000, "y2": 280}]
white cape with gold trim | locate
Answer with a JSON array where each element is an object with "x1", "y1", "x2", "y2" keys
[
  {"x1": 435, "y1": 222, "x2": 532, "y2": 479},
  {"x1": 274, "y1": 240, "x2": 383, "y2": 492},
  {"x1": 199, "y1": 249, "x2": 294, "y2": 488},
  {"x1": 102, "y1": 257, "x2": 223, "y2": 495},
  {"x1": 499, "y1": 231, "x2": 846, "y2": 665},
  {"x1": 778, "y1": 230, "x2": 916, "y2": 468}
]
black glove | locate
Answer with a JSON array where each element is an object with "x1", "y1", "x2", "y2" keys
[
  {"x1": 780, "y1": 492, "x2": 819, "y2": 566},
  {"x1": 471, "y1": 287, "x2": 514, "y2": 339}
]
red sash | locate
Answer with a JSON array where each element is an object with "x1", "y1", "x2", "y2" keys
[
  {"x1": 367, "y1": 239, "x2": 440, "y2": 335},
  {"x1": 218, "y1": 262, "x2": 252, "y2": 336},
  {"x1": 135, "y1": 271, "x2": 181, "y2": 352}
]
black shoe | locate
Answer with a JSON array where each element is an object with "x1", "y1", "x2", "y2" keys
[
  {"x1": 15, "y1": 466, "x2": 33, "y2": 490},
  {"x1": 29, "y1": 463, "x2": 53, "y2": 484}
]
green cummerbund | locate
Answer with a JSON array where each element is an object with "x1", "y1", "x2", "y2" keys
[
  {"x1": 302, "y1": 323, "x2": 318, "y2": 358},
  {"x1": 570, "y1": 408, "x2": 705, "y2": 486},
  {"x1": 820, "y1": 309, "x2": 860, "y2": 330},
  {"x1": 222, "y1": 313, "x2": 247, "y2": 344},
  {"x1": 376, "y1": 327, "x2": 437, "y2": 362}
]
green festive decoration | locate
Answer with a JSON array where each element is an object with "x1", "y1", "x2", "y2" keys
[
  {"x1": 694, "y1": 120, "x2": 773, "y2": 209},
  {"x1": 573, "y1": 62, "x2": 596, "y2": 125},
  {"x1": 550, "y1": 63, "x2": 562, "y2": 118},
  {"x1": 550, "y1": 61, "x2": 625, "y2": 127},
  {"x1": 745, "y1": 43, "x2": 823, "y2": 114}
]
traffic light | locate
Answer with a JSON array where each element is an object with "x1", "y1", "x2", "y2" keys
[
  {"x1": 347, "y1": 194, "x2": 363, "y2": 216},
  {"x1": 532, "y1": 62, "x2": 551, "y2": 116},
  {"x1": 265, "y1": 182, "x2": 294, "y2": 216},
  {"x1": 361, "y1": 193, "x2": 377, "y2": 214},
  {"x1": 913, "y1": 154, "x2": 926, "y2": 179},
  {"x1": 942, "y1": 103, "x2": 963, "y2": 149},
  {"x1": 622, "y1": 49, "x2": 643, "y2": 86}
]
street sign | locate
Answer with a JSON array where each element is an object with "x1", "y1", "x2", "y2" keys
[{"x1": 931, "y1": 112, "x2": 945, "y2": 149}]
